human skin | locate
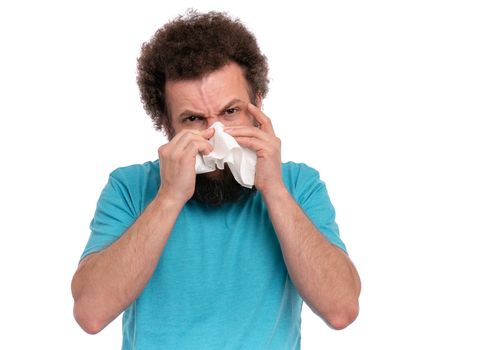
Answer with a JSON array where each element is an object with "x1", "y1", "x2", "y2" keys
[{"x1": 71, "y1": 62, "x2": 360, "y2": 334}]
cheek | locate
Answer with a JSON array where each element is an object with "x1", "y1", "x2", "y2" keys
[
  {"x1": 225, "y1": 111, "x2": 254, "y2": 127},
  {"x1": 186, "y1": 125, "x2": 208, "y2": 132},
  {"x1": 173, "y1": 123, "x2": 208, "y2": 135},
  {"x1": 244, "y1": 110, "x2": 257, "y2": 127}
]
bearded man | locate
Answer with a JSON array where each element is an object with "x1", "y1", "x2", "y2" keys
[{"x1": 71, "y1": 10, "x2": 361, "y2": 349}]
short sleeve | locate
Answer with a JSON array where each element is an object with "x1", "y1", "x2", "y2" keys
[
  {"x1": 286, "y1": 163, "x2": 347, "y2": 253},
  {"x1": 80, "y1": 170, "x2": 138, "y2": 260}
]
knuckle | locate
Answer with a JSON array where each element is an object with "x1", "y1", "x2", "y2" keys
[
  {"x1": 262, "y1": 116, "x2": 272, "y2": 124},
  {"x1": 158, "y1": 144, "x2": 169, "y2": 156},
  {"x1": 191, "y1": 141, "x2": 200, "y2": 150},
  {"x1": 168, "y1": 153, "x2": 178, "y2": 162},
  {"x1": 179, "y1": 130, "x2": 193, "y2": 141},
  {"x1": 240, "y1": 137, "x2": 251, "y2": 146}
]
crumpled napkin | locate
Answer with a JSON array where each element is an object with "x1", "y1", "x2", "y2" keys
[{"x1": 195, "y1": 122, "x2": 257, "y2": 188}]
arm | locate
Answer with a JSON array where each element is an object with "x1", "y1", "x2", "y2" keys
[
  {"x1": 226, "y1": 104, "x2": 361, "y2": 330},
  {"x1": 71, "y1": 128, "x2": 214, "y2": 334},
  {"x1": 262, "y1": 187, "x2": 361, "y2": 330}
]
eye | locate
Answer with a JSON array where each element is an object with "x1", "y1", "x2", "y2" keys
[
  {"x1": 184, "y1": 115, "x2": 204, "y2": 123},
  {"x1": 225, "y1": 107, "x2": 238, "y2": 115}
]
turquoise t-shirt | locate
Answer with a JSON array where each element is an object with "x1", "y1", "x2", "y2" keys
[{"x1": 82, "y1": 161, "x2": 346, "y2": 349}]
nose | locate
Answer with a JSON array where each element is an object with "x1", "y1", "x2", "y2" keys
[{"x1": 206, "y1": 115, "x2": 220, "y2": 128}]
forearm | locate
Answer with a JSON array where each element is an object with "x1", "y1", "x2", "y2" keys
[
  {"x1": 71, "y1": 193, "x2": 183, "y2": 334},
  {"x1": 262, "y1": 186, "x2": 361, "y2": 329}
]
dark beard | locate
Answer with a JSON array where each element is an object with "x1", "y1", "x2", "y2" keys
[{"x1": 191, "y1": 164, "x2": 256, "y2": 206}]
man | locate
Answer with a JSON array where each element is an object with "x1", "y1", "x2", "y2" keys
[{"x1": 71, "y1": 10, "x2": 361, "y2": 349}]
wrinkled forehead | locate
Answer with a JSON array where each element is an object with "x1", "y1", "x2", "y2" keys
[{"x1": 165, "y1": 62, "x2": 252, "y2": 115}]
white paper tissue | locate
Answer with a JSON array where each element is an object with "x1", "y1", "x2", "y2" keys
[{"x1": 195, "y1": 122, "x2": 257, "y2": 188}]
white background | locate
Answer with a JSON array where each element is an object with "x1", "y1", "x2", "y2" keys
[{"x1": 1, "y1": 0, "x2": 489, "y2": 349}]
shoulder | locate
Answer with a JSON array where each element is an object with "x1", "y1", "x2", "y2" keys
[
  {"x1": 281, "y1": 161, "x2": 329, "y2": 202},
  {"x1": 281, "y1": 161, "x2": 320, "y2": 175},
  {"x1": 109, "y1": 160, "x2": 160, "y2": 186},
  {"x1": 101, "y1": 160, "x2": 160, "y2": 213},
  {"x1": 281, "y1": 161, "x2": 321, "y2": 186}
]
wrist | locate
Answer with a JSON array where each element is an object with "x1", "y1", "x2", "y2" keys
[
  {"x1": 260, "y1": 183, "x2": 290, "y2": 203},
  {"x1": 154, "y1": 187, "x2": 188, "y2": 211}
]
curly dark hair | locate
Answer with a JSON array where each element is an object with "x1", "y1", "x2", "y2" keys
[{"x1": 137, "y1": 10, "x2": 269, "y2": 137}]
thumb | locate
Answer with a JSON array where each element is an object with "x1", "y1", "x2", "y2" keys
[{"x1": 201, "y1": 127, "x2": 215, "y2": 140}]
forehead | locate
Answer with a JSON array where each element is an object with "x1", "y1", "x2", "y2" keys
[{"x1": 165, "y1": 62, "x2": 250, "y2": 115}]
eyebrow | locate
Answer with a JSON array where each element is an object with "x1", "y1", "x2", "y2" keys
[
  {"x1": 178, "y1": 109, "x2": 204, "y2": 120},
  {"x1": 177, "y1": 98, "x2": 245, "y2": 120}
]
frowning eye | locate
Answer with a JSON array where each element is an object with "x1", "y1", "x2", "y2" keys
[
  {"x1": 183, "y1": 115, "x2": 205, "y2": 123},
  {"x1": 225, "y1": 107, "x2": 238, "y2": 115}
]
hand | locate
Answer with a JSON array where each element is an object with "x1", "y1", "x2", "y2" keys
[
  {"x1": 224, "y1": 103, "x2": 285, "y2": 196},
  {"x1": 156, "y1": 128, "x2": 215, "y2": 205}
]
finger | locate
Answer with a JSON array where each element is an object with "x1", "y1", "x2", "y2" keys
[
  {"x1": 224, "y1": 125, "x2": 269, "y2": 141},
  {"x1": 247, "y1": 103, "x2": 275, "y2": 135},
  {"x1": 182, "y1": 139, "x2": 214, "y2": 157},
  {"x1": 200, "y1": 127, "x2": 215, "y2": 140},
  {"x1": 233, "y1": 136, "x2": 279, "y2": 157},
  {"x1": 170, "y1": 128, "x2": 204, "y2": 145},
  {"x1": 160, "y1": 137, "x2": 213, "y2": 170},
  {"x1": 170, "y1": 128, "x2": 214, "y2": 152},
  {"x1": 173, "y1": 129, "x2": 213, "y2": 150}
]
